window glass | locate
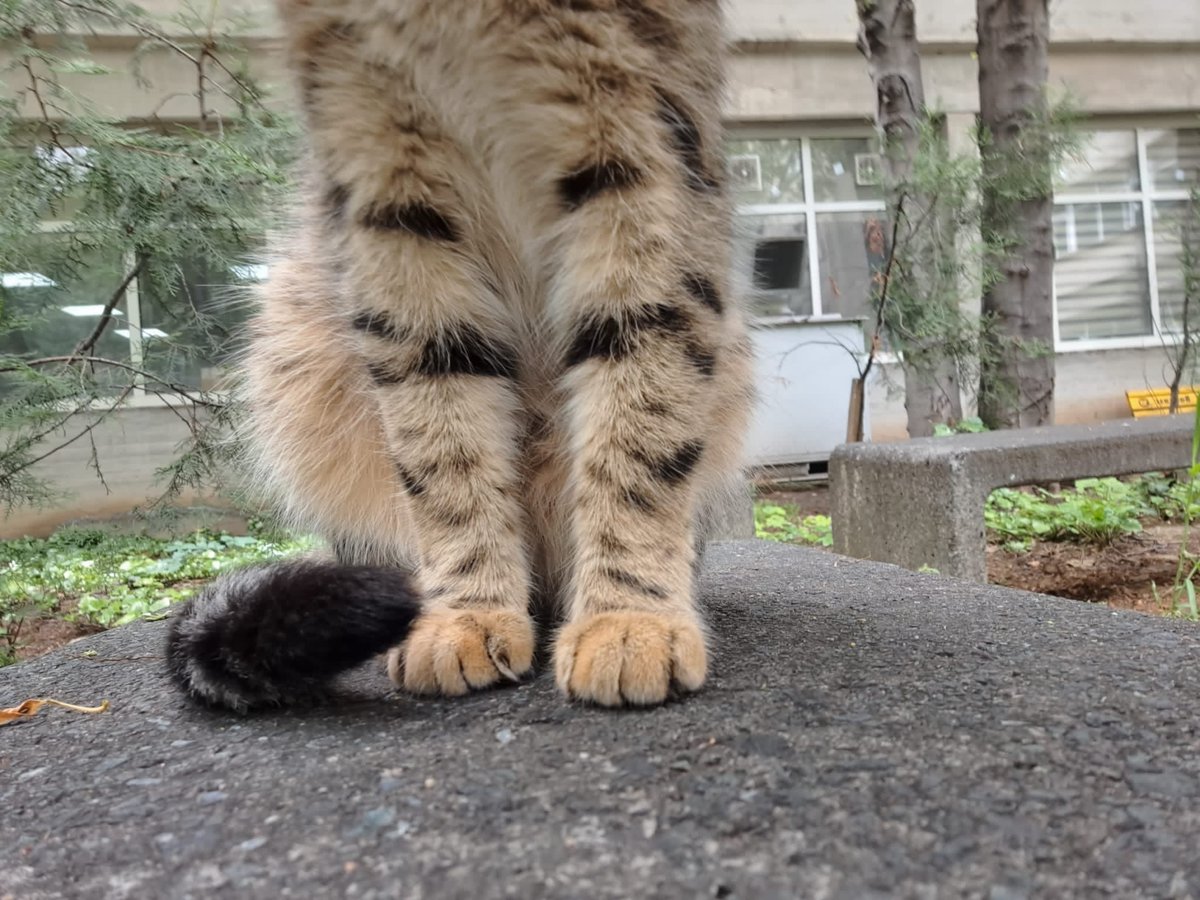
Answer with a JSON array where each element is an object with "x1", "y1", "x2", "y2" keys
[
  {"x1": 1055, "y1": 130, "x2": 1139, "y2": 195},
  {"x1": 1152, "y1": 200, "x2": 1196, "y2": 333},
  {"x1": 737, "y1": 214, "x2": 811, "y2": 317},
  {"x1": 810, "y1": 138, "x2": 884, "y2": 204},
  {"x1": 136, "y1": 255, "x2": 261, "y2": 391},
  {"x1": 1145, "y1": 128, "x2": 1200, "y2": 194},
  {"x1": 1054, "y1": 202, "x2": 1151, "y2": 340},
  {"x1": 816, "y1": 211, "x2": 889, "y2": 323},
  {"x1": 0, "y1": 235, "x2": 131, "y2": 395},
  {"x1": 727, "y1": 139, "x2": 804, "y2": 206},
  {"x1": 728, "y1": 127, "x2": 1191, "y2": 341}
]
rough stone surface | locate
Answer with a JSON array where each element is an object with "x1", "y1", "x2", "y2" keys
[
  {"x1": 2, "y1": 541, "x2": 1199, "y2": 899},
  {"x1": 830, "y1": 416, "x2": 1195, "y2": 581}
]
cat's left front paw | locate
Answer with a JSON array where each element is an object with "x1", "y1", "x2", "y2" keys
[{"x1": 553, "y1": 610, "x2": 708, "y2": 707}]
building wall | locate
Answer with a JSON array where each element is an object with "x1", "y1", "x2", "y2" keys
[
  {"x1": 735, "y1": 0, "x2": 1200, "y2": 45},
  {"x1": 16, "y1": 2, "x2": 1200, "y2": 121},
  {"x1": 2, "y1": 407, "x2": 228, "y2": 538},
  {"x1": 2, "y1": 1, "x2": 1199, "y2": 533},
  {"x1": 867, "y1": 348, "x2": 1182, "y2": 443},
  {"x1": 48, "y1": 0, "x2": 1200, "y2": 44}
]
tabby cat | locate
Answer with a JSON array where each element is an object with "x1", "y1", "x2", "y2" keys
[{"x1": 166, "y1": 0, "x2": 753, "y2": 711}]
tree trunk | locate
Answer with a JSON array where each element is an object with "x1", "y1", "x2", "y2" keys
[
  {"x1": 1167, "y1": 191, "x2": 1199, "y2": 414},
  {"x1": 976, "y1": 0, "x2": 1055, "y2": 429},
  {"x1": 856, "y1": 0, "x2": 963, "y2": 438}
]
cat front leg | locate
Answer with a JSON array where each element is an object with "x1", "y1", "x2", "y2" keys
[
  {"x1": 290, "y1": 13, "x2": 536, "y2": 696},
  {"x1": 537, "y1": 97, "x2": 751, "y2": 706}
]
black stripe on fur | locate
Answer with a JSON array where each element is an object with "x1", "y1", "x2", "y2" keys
[
  {"x1": 564, "y1": 303, "x2": 691, "y2": 367},
  {"x1": 417, "y1": 324, "x2": 519, "y2": 380},
  {"x1": 559, "y1": 159, "x2": 643, "y2": 211},
  {"x1": 359, "y1": 201, "x2": 461, "y2": 242},
  {"x1": 656, "y1": 92, "x2": 721, "y2": 193},
  {"x1": 325, "y1": 182, "x2": 350, "y2": 221},
  {"x1": 367, "y1": 361, "x2": 405, "y2": 385},
  {"x1": 351, "y1": 311, "x2": 407, "y2": 342},
  {"x1": 644, "y1": 440, "x2": 704, "y2": 484},
  {"x1": 166, "y1": 561, "x2": 420, "y2": 712},
  {"x1": 683, "y1": 272, "x2": 723, "y2": 315},
  {"x1": 603, "y1": 567, "x2": 668, "y2": 599},
  {"x1": 683, "y1": 339, "x2": 717, "y2": 377},
  {"x1": 615, "y1": 0, "x2": 680, "y2": 50}
]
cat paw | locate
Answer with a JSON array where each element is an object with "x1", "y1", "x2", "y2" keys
[
  {"x1": 388, "y1": 608, "x2": 535, "y2": 696},
  {"x1": 553, "y1": 611, "x2": 708, "y2": 707}
]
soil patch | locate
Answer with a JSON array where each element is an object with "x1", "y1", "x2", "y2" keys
[
  {"x1": 7, "y1": 599, "x2": 105, "y2": 665},
  {"x1": 764, "y1": 484, "x2": 1196, "y2": 618},
  {"x1": 5, "y1": 580, "x2": 209, "y2": 666},
  {"x1": 986, "y1": 524, "x2": 1197, "y2": 615},
  {"x1": 758, "y1": 485, "x2": 832, "y2": 518}
]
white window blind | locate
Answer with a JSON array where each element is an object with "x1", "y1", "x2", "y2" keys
[{"x1": 1053, "y1": 126, "x2": 1198, "y2": 346}]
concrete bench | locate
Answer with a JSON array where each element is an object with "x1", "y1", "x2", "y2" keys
[{"x1": 829, "y1": 416, "x2": 1195, "y2": 582}]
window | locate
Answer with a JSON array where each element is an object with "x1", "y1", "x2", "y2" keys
[
  {"x1": 1053, "y1": 127, "x2": 1200, "y2": 345},
  {"x1": 739, "y1": 213, "x2": 810, "y2": 317},
  {"x1": 0, "y1": 228, "x2": 262, "y2": 400},
  {"x1": 728, "y1": 135, "x2": 887, "y2": 323},
  {"x1": 732, "y1": 127, "x2": 1200, "y2": 348},
  {"x1": 136, "y1": 256, "x2": 258, "y2": 391},
  {"x1": 0, "y1": 237, "x2": 132, "y2": 394}
]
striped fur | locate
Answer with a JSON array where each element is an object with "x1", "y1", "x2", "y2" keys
[{"x1": 167, "y1": 0, "x2": 754, "y2": 710}]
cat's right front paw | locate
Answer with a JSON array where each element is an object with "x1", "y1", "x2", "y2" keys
[{"x1": 388, "y1": 608, "x2": 535, "y2": 696}]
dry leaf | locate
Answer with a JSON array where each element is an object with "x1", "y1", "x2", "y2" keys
[{"x1": 0, "y1": 698, "x2": 110, "y2": 726}]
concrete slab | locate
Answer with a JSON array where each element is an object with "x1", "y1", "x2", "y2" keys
[
  {"x1": 2, "y1": 541, "x2": 1199, "y2": 899},
  {"x1": 831, "y1": 416, "x2": 1195, "y2": 581}
]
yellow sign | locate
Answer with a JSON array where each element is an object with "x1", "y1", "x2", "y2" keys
[{"x1": 1127, "y1": 387, "x2": 1198, "y2": 418}]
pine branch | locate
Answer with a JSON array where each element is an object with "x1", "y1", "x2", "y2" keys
[
  {"x1": 70, "y1": 258, "x2": 145, "y2": 360},
  {"x1": 86, "y1": 424, "x2": 112, "y2": 494},
  {"x1": 19, "y1": 46, "x2": 81, "y2": 163},
  {"x1": 3, "y1": 356, "x2": 227, "y2": 409},
  {"x1": 6, "y1": 383, "x2": 134, "y2": 477},
  {"x1": 3, "y1": 398, "x2": 96, "y2": 460}
]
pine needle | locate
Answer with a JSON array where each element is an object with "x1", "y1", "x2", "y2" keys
[{"x1": 0, "y1": 697, "x2": 110, "y2": 726}]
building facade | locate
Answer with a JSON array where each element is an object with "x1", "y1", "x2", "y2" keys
[{"x1": 2, "y1": 0, "x2": 1199, "y2": 534}]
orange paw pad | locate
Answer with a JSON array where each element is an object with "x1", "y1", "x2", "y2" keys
[
  {"x1": 389, "y1": 608, "x2": 535, "y2": 696},
  {"x1": 553, "y1": 611, "x2": 708, "y2": 707}
]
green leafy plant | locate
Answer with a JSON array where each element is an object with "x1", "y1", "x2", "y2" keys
[
  {"x1": 932, "y1": 417, "x2": 988, "y2": 437},
  {"x1": 754, "y1": 503, "x2": 833, "y2": 547},
  {"x1": 986, "y1": 477, "x2": 1151, "y2": 546},
  {"x1": 0, "y1": 616, "x2": 27, "y2": 666},
  {"x1": 1134, "y1": 471, "x2": 1200, "y2": 522},
  {"x1": 0, "y1": 525, "x2": 312, "y2": 663},
  {"x1": 1152, "y1": 402, "x2": 1200, "y2": 620}
]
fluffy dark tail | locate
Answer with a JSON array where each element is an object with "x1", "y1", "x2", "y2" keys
[{"x1": 166, "y1": 560, "x2": 421, "y2": 712}]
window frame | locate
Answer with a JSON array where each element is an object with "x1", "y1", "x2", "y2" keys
[
  {"x1": 728, "y1": 125, "x2": 885, "y2": 327},
  {"x1": 16, "y1": 220, "x2": 254, "y2": 408},
  {"x1": 731, "y1": 121, "x2": 1200, "y2": 353},
  {"x1": 1052, "y1": 122, "x2": 1198, "y2": 352}
]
